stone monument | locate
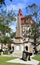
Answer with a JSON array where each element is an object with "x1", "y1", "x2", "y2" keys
[{"x1": 13, "y1": 9, "x2": 24, "y2": 57}]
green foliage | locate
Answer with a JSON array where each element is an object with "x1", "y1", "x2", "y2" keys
[
  {"x1": 0, "y1": 23, "x2": 11, "y2": 33},
  {"x1": 10, "y1": 32, "x2": 16, "y2": 38},
  {"x1": 26, "y1": 3, "x2": 40, "y2": 47},
  {"x1": 0, "y1": 0, "x2": 4, "y2": 4},
  {"x1": 0, "y1": 9, "x2": 16, "y2": 44},
  {"x1": 0, "y1": 0, "x2": 12, "y2": 4},
  {"x1": 28, "y1": 3, "x2": 38, "y2": 9},
  {"x1": 1, "y1": 36, "x2": 10, "y2": 44},
  {"x1": 31, "y1": 22, "x2": 40, "y2": 46},
  {"x1": 0, "y1": 0, "x2": 12, "y2": 7},
  {"x1": 26, "y1": 3, "x2": 40, "y2": 23},
  {"x1": 24, "y1": 15, "x2": 32, "y2": 22}
]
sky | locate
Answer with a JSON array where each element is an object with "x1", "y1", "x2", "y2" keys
[
  {"x1": 0, "y1": 0, "x2": 40, "y2": 32},
  {"x1": 4, "y1": 0, "x2": 40, "y2": 15}
]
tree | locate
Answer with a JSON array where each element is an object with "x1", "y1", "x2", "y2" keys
[
  {"x1": 10, "y1": 32, "x2": 16, "y2": 38},
  {"x1": 0, "y1": 9, "x2": 16, "y2": 44},
  {"x1": 26, "y1": 3, "x2": 40, "y2": 50},
  {"x1": 31, "y1": 23, "x2": 38, "y2": 45},
  {"x1": 0, "y1": 0, "x2": 12, "y2": 7},
  {"x1": 26, "y1": 3, "x2": 40, "y2": 23}
]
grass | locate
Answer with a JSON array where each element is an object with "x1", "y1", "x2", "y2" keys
[
  {"x1": 32, "y1": 55, "x2": 40, "y2": 65},
  {"x1": 0, "y1": 56, "x2": 31, "y2": 65},
  {"x1": 32, "y1": 55, "x2": 40, "y2": 61},
  {"x1": 0, "y1": 55, "x2": 40, "y2": 65}
]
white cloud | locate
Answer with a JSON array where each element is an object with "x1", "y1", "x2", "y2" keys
[{"x1": 6, "y1": 3, "x2": 26, "y2": 11}]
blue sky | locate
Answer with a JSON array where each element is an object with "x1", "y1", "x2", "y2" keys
[
  {"x1": 2, "y1": 0, "x2": 40, "y2": 16},
  {"x1": 0, "y1": 0, "x2": 40, "y2": 32}
]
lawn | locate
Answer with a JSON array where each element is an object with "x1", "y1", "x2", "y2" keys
[
  {"x1": 0, "y1": 56, "x2": 30, "y2": 65},
  {"x1": 0, "y1": 55, "x2": 40, "y2": 65},
  {"x1": 32, "y1": 55, "x2": 40, "y2": 65},
  {"x1": 32, "y1": 55, "x2": 40, "y2": 61}
]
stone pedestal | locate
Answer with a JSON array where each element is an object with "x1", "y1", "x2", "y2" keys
[{"x1": 13, "y1": 43, "x2": 24, "y2": 57}]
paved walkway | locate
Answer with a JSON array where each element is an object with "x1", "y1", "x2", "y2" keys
[{"x1": 7, "y1": 58, "x2": 39, "y2": 65}]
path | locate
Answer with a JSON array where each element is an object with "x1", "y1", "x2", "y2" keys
[{"x1": 7, "y1": 58, "x2": 39, "y2": 65}]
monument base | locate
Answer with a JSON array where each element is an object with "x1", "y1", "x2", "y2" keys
[{"x1": 13, "y1": 43, "x2": 24, "y2": 57}]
